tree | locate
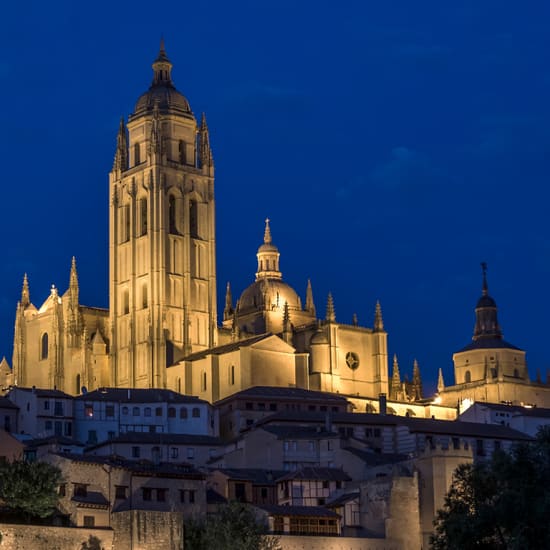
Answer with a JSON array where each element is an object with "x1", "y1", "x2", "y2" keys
[
  {"x1": 431, "y1": 427, "x2": 550, "y2": 550},
  {"x1": 0, "y1": 460, "x2": 62, "y2": 520},
  {"x1": 185, "y1": 501, "x2": 281, "y2": 550}
]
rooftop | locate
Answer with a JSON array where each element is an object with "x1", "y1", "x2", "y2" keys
[{"x1": 75, "y1": 387, "x2": 207, "y2": 404}]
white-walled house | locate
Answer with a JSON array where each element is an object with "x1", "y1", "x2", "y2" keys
[
  {"x1": 7, "y1": 386, "x2": 74, "y2": 438},
  {"x1": 74, "y1": 388, "x2": 218, "y2": 445}
]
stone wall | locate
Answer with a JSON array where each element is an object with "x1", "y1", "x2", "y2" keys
[
  {"x1": 0, "y1": 523, "x2": 114, "y2": 550},
  {"x1": 277, "y1": 535, "x2": 398, "y2": 550},
  {"x1": 112, "y1": 510, "x2": 184, "y2": 550}
]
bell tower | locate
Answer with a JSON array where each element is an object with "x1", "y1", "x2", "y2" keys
[{"x1": 109, "y1": 41, "x2": 217, "y2": 389}]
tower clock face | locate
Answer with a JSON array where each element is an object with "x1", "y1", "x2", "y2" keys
[{"x1": 346, "y1": 351, "x2": 360, "y2": 370}]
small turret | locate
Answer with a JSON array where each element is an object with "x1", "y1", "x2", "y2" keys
[
  {"x1": 113, "y1": 117, "x2": 128, "y2": 172},
  {"x1": 305, "y1": 279, "x2": 316, "y2": 316},
  {"x1": 224, "y1": 282, "x2": 233, "y2": 321},
  {"x1": 374, "y1": 300, "x2": 384, "y2": 332},
  {"x1": 199, "y1": 113, "x2": 213, "y2": 170},
  {"x1": 256, "y1": 218, "x2": 282, "y2": 280},
  {"x1": 282, "y1": 302, "x2": 292, "y2": 344},
  {"x1": 473, "y1": 262, "x2": 502, "y2": 341},
  {"x1": 411, "y1": 359, "x2": 423, "y2": 401},
  {"x1": 437, "y1": 368, "x2": 445, "y2": 393},
  {"x1": 20, "y1": 273, "x2": 30, "y2": 308},
  {"x1": 326, "y1": 293, "x2": 336, "y2": 322},
  {"x1": 390, "y1": 354, "x2": 401, "y2": 400}
]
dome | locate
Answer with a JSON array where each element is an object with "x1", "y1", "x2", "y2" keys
[
  {"x1": 134, "y1": 85, "x2": 191, "y2": 117},
  {"x1": 310, "y1": 330, "x2": 329, "y2": 345},
  {"x1": 238, "y1": 278, "x2": 302, "y2": 313},
  {"x1": 130, "y1": 41, "x2": 192, "y2": 119},
  {"x1": 476, "y1": 294, "x2": 497, "y2": 309}
]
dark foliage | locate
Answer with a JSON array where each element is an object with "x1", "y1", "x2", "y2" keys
[
  {"x1": 0, "y1": 460, "x2": 62, "y2": 521},
  {"x1": 431, "y1": 427, "x2": 550, "y2": 550}
]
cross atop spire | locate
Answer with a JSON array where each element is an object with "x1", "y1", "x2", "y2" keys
[{"x1": 481, "y1": 262, "x2": 488, "y2": 296}]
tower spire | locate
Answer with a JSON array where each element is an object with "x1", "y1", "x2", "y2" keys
[
  {"x1": 224, "y1": 282, "x2": 233, "y2": 320},
  {"x1": 325, "y1": 293, "x2": 336, "y2": 322},
  {"x1": 199, "y1": 113, "x2": 213, "y2": 169},
  {"x1": 113, "y1": 117, "x2": 128, "y2": 172},
  {"x1": 412, "y1": 359, "x2": 423, "y2": 401},
  {"x1": 264, "y1": 218, "x2": 272, "y2": 244},
  {"x1": 256, "y1": 218, "x2": 281, "y2": 280},
  {"x1": 21, "y1": 273, "x2": 30, "y2": 307},
  {"x1": 305, "y1": 279, "x2": 316, "y2": 316},
  {"x1": 282, "y1": 302, "x2": 292, "y2": 344},
  {"x1": 437, "y1": 367, "x2": 445, "y2": 393},
  {"x1": 390, "y1": 354, "x2": 401, "y2": 400},
  {"x1": 473, "y1": 263, "x2": 502, "y2": 341},
  {"x1": 152, "y1": 38, "x2": 173, "y2": 86},
  {"x1": 374, "y1": 300, "x2": 384, "y2": 332}
]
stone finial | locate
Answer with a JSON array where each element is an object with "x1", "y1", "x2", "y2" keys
[
  {"x1": 305, "y1": 279, "x2": 316, "y2": 316},
  {"x1": 325, "y1": 292, "x2": 336, "y2": 322},
  {"x1": 374, "y1": 300, "x2": 384, "y2": 332},
  {"x1": 21, "y1": 273, "x2": 30, "y2": 307},
  {"x1": 224, "y1": 282, "x2": 233, "y2": 320},
  {"x1": 264, "y1": 218, "x2": 272, "y2": 244},
  {"x1": 437, "y1": 367, "x2": 445, "y2": 393}
]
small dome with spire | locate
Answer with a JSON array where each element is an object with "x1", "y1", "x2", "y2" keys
[
  {"x1": 238, "y1": 219, "x2": 302, "y2": 315},
  {"x1": 132, "y1": 39, "x2": 192, "y2": 119}
]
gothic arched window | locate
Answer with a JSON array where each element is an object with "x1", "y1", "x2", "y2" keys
[
  {"x1": 464, "y1": 370, "x2": 471, "y2": 383},
  {"x1": 168, "y1": 195, "x2": 177, "y2": 234},
  {"x1": 179, "y1": 140, "x2": 187, "y2": 164},
  {"x1": 41, "y1": 333, "x2": 49, "y2": 360},
  {"x1": 139, "y1": 198, "x2": 147, "y2": 236},
  {"x1": 134, "y1": 143, "x2": 141, "y2": 166},
  {"x1": 189, "y1": 200, "x2": 198, "y2": 238}
]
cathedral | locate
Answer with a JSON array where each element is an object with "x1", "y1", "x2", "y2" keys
[
  {"x1": 9, "y1": 43, "x2": 388, "y2": 402},
  {"x1": 7, "y1": 44, "x2": 550, "y2": 410}
]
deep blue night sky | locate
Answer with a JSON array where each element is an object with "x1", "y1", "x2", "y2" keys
[{"x1": 2, "y1": 1, "x2": 550, "y2": 394}]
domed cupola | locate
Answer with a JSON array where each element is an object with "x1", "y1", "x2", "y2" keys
[
  {"x1": 131, "y1": 39, "x2": 192, "y2": 119},
  {"x1": 473, "y1": 262, "x2": 502, "y2": 341},
  {"x1": 256, "y1": 218, "x2": 281, "y2": 280}
]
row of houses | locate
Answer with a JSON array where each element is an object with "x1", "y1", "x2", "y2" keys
[{"x1": 1, "y1": 384, "x2": 549, "y2": 549}]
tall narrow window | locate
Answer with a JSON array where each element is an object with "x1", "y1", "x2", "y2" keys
[
  {"x1": 142, "y1": 284, "x2": 148, "y2": 309},
  {"x1": 179, "y1": 140, "x2": 187, "y2": 164},
  {"x1": 189, "y1": 200, "x2": 198, "y2": 238},
  {"x1": 134, "y1": 143, "x2": 141, "y2": 166},
  {"x1": 169, "y1": 195, "x2": 177, "y2": 234},
  {"x1": 41, "y1": 333, "x2": 49, "y2": 360},
  {"x1": 139, "y1": 198, "x2": 147, "y2": 236},
  {"x1": 464, "y1": 370, "x2": 471, "y2": 383},
  {"x1": 120, "y1": 204, "x2": 130, "y2": 243},
  {"x1": 76, "y1": 374, "x2": 81, "y2": 394},
  {"x1": 122, "y1": 289, "x2": 129, "y2": 315},
  {"x1": 202, "y1": 372, "x2": 207, "y2": 392},
  {"x1": 230, "y1": 365, "x2": 235, "y2": 385},
  {"x1": 166, "y1": 340, "x2": 174, "y2": 367}
]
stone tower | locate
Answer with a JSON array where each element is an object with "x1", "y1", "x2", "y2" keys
[{"x1": 109, "y1": 41, "x2": 217, "y2": 389}]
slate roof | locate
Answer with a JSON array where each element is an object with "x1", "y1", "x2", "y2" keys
[
  {"x1": 278, "y1": 467, "x2": 351, "y2": 482},
  {"x1": 86, "y1": 432, "x2": 222, "y2": 450},
  {"x1": 343, "y1": 448, "x2": 409, "y2": 466},
  {"x1": 326, "y1": 491, "x2": 360, "y2": 508},
  {"x1": 260, "y1": 425, "x2": 339, "y2": 440},
  {"x1": 75, "y1": 387, "x2": 207, "y2": 404},
  {"x1": 10, "y1": 387, "x2": 73, "y2": 399},
  {"x1": 255, "y1": 411, "x2": 532, "y2": 441},
  {"x1": 456, "y1": 338, "x2": 523, "y2": 353},
  {"x1": 72, "y1": 491, "x2": 110, "y2": 508},
  {"x1": 212, "y1": 468, "x2": 287, "y2": 484},
  {"x1": 216, "y1": 385, "x2": 348, "y2": 403},
  {"x1": 181, "y1": 334, "x2": 272, "y2": 362},
  {"x1": 55, "y1": 452, "x2": 205, "y2": 478},
  {"x1": 0, "y1": 396, "x2": 18, "y2": 409}
]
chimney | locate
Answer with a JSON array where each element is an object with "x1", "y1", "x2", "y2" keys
[{"x1": 379, "y1": 393, "x2": 387, "y2": 415}]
